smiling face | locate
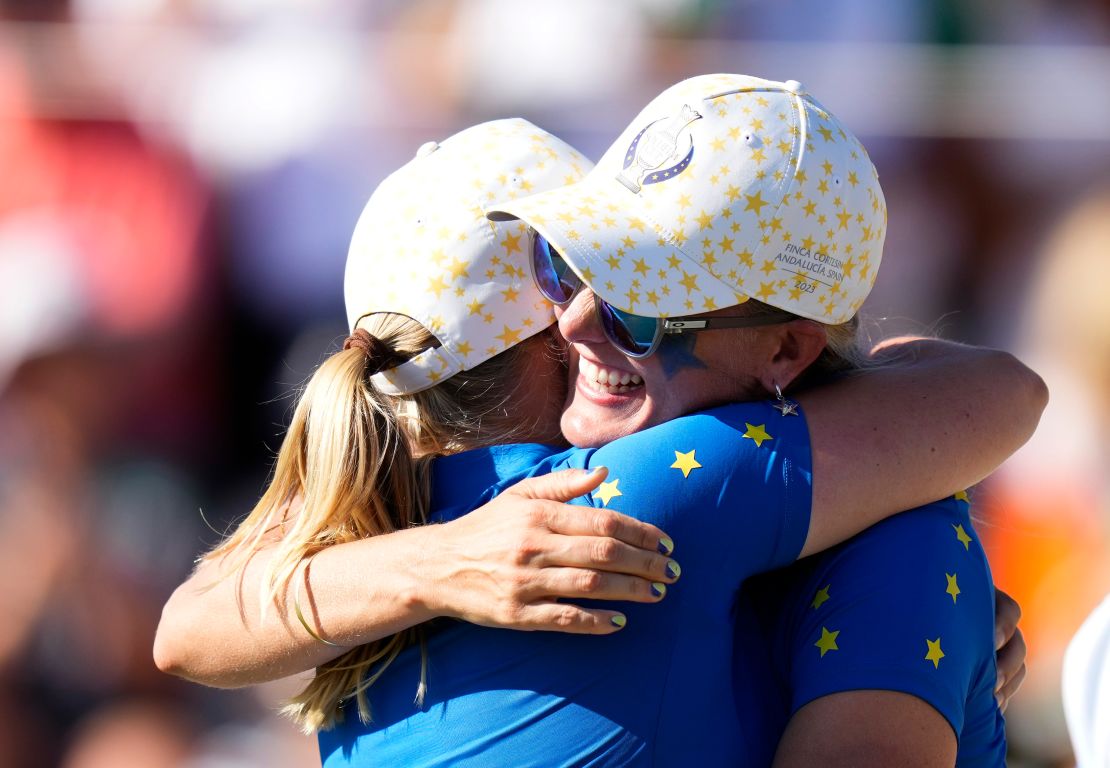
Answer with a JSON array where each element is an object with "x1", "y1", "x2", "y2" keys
[{"x1": 555, "y1": 289, "x2": 785, "y2": 448}]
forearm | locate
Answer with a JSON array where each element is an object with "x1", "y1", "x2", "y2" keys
[
  {"x1": 798, "y1": 337, "x2": 1047, "y2": 555},
  {"x1": 154, "y1": 526, "x2": 438, "y2": 688},
  {"x1": 154, "y1": 469, "x2": 677, "y2": 687}
]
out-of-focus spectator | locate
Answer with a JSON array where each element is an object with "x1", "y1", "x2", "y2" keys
[{"x1": 980, "y1": 186, "x2": 1110, "y2": 763}]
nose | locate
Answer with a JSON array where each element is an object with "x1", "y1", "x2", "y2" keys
[{"x1": 556, "y1": 288, "x2": 606, "y2": 346}]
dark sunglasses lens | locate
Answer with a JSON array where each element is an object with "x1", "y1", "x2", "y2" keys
[
  {"x1": 598, "y1": 301, "x2": 658, "y2": 357},
  {"x1": 532, "y1": 233, "x2": 577, "y2": 303}
]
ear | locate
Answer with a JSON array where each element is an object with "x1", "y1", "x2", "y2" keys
[{"x1": 756, "y1": 320, "x2": 827, "y2": 394}]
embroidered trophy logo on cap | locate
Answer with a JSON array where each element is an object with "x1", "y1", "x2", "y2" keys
[{"x1": 618, "y1": 104, "x2": 702, "y2": 193}]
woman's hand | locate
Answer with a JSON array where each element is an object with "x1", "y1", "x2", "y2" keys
[
  {"x1": 155, "y1": 467, "x2": 678, "y2": 687},
  {"x1": 416, "y1": 467, "x2": 680, "y2": 634},
  {"x1": 994, "y1": 588, "x2": 1027, "y2": 712}
]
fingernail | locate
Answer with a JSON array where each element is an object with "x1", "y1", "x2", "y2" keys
[
  {"x1": 657, "y1": 536, "x2": 674, "y2": 556},
  {"x1": 995, "y1": 693, "x2": 1004, "y2": 709},
  {"x1": 651, "y1": 582, "x2": 667, "y2": 598},
  {"x1": 994, "y1": 674, "x2": 1006, "y2": 694},
  {"x1": 610, "y1": 614, "x2": 627, "y2": 628},
  {"x1": 995, "y1": 628, "x2": 1005, "y2": 650},
  {"x1": 666, "y1": 560, "x2": 682, "y2": 580}
]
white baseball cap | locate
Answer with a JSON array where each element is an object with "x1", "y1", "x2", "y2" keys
[
  {"x1": 489, "y1": 74, "x2": 887, "y2": 324},
  {"x1": 344, "y1": 118, "x2": 592, "y2": 395}
]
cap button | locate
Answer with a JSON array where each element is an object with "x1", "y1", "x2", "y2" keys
[
  {"x1": 415, "y1": 141, "x2": 439, "y2": 158},
  {"x1": 784, "y1": 80, "x2": 805, "y2": 95}
]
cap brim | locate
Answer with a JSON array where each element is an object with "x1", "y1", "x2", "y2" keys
[{"x1": 488, "y1": 175, "x2": 744, "y2": 318}]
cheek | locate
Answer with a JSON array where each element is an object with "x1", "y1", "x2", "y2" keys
[{"x1": 654, "y1": 334, "x2": 709, "y2": 380}]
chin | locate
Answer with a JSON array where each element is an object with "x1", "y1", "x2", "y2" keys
[{"x1": 559, "y1": 392, "x2": 657, "y2": 448}]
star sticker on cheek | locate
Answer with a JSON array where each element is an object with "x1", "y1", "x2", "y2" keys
[
  {"x1": 742, "y1": 423, "x2": 772, "y2": 447},
  {"x1": 670, "y1": 450, "x2": 702, "y2": 478},
  {"x1": 595, "y1": 478, "x2": 622, "y2": 506}
]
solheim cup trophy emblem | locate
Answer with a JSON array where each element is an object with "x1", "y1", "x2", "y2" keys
[{"x1": 617, "y1": 104, "x2": 703, "y2": 193}]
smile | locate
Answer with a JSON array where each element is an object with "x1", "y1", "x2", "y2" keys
[{"x1": 578, "y1": 356, "x2": 644, "y2": 395}]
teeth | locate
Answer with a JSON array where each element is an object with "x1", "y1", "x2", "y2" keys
[{"x1": 578, "y1": 357, "x2": 644, "y2": 395}]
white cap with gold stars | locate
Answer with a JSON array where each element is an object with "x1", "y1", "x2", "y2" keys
[
  {"x1": 345, "y1": 118, "x2": 592, "y2": 395},
  {"x1": 489, "y1": 74, "x2": 887, "y2": 324}
]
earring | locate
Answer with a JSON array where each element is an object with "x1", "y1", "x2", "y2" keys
[{"x1": 772, "y1": 382, "x2": 799, "y2": 417}]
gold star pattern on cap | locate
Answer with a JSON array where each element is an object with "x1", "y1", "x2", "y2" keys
[
  {"x1": 670, "y1": 450, "x2": 703, "y2": 478},
  {"x1": 742, "y1": 423, "x2": 772, "y2": 447},
  {"x1": 925, "y1": 637, "x2": 945, "y2": 669},
  {"x1": 815, "y1": 627, "x2": 840, "y2": 658},
  {"x1": 945, "y1": 573, "x2": 961, "y2": 604},
  {"x1": 488, "y1": 75, "x2": 888, "y2": 326},
  {"x1": 347, "y1": 119, "x2": 594, "y2": 395},
  {"x1": 595, "y1": 478, "x2": 623, "y2": 507},
  {"x1": 953, "y1": 523, "x2": 972, "y2": 551},
  {"x1": 811, "y1": 584, "x2": 831, "y2": 610}
]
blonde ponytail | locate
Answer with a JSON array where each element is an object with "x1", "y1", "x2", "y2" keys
[{"x1": 203, "y1": 316, "x2": 562, "y2": 732}]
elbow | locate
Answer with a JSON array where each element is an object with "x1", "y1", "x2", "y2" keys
[
  {"x1": 994, "y1": 350, "x2": 1049, "y2": 441},
  {"x1": 1010, "y1": 351, "x2": 1049, "y2": 425},
  {"x1": 153, "y1": 605, "x2": 242, "y2": 689},
  {"x1": 152, "y1": 617, "x2": 189, "y2": 680}
]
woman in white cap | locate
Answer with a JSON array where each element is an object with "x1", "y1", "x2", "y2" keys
[
  {"x1": 157, "y1": 105, "x2": 1039, "y2": 765},
  {"x1": 488, "y1": 74, "x2": 1023, "y2": 765}
]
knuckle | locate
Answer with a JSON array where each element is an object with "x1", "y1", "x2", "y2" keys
[
  {"x1": 513, "y1": 537, "x2": 544, "y2": 565},
  {"x1": 552, "y1": 605, "x2": 579, "y2": 628},
  {"x1": 524, "y1": 504, "x2": 548, "y2": 528},
  {"x1": 592, "y1": 512, "x2": 620, "y2": 538},
  {"x1": 591, "y1": 538, "x2": 620, "y2": 564},
  {"x1": 575, "y1": 570, "x2": 603, "y2": 594}
]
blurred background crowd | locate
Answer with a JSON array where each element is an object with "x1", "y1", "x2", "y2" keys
[{"x1": 1, "y1": 1, "x2": 1108, "y2": 766}]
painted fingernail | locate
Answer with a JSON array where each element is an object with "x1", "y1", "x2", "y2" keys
[
  {"x1": 611, "y1": 614, "x2": 627, "y2": 628},
  {"x1": 657, "y1": 536, "x2": 674, "y2": 556},
  {"x1": 651, "y1": 582, "x2": 667, "y2": 598},
  {"x1": 666, "y1": 560, "x2": 682, "y2": 580}
]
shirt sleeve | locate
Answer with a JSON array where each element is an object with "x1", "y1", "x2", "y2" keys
[
  {"x1": 762, "y1": 495, "x2": 1003, "y2": 747},
  {"x1": 551, "y1": 401, "x2": 814, "y2": 586}
]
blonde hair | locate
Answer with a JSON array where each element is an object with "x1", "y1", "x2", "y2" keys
[{"x1": 203, "y1": 315, "x2": 561, "y2": 733}]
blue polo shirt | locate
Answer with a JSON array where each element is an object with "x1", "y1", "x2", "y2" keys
[
  {"x1": 319, "y1": 401, "x2": 812, "y2": 767},
  {"x1": 739, "y1": 493, "x2": 1006, "y2": 766}
]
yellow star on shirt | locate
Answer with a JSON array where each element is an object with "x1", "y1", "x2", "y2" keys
[
  {"x1": 954, "y1": 490, "x2": 969, "y2": 503},
  {"x1": 945, "y1": 573, "x2": 961, "y2": 604},
  {"x1": 811, "y1": 584, "x2": 831, "y2": 610},
  {"x1": 670, "y1": 450, "x2": 702, "y2": 478},
  {"x1": 595, "y1": 478, "x2": 622, "y2": 506},
  {"x1": 815, "y1": 627, "x2": 840, "y2": 657},
  {"x1": 925, "y1": 637, "x2": 945, "y2": 668},
  {"x1": 742, "y1": 423, "x2": 772, "y2": 447},
  {"x1": 953, "y1": 523, "x2": 972, "y2": 550}
]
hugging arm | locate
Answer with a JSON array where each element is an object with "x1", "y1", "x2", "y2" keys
[
  {"x1": 796, "y1": 336, "x2": 1047, "y2": 557},
  {"x1": 154, "y1": 468, "x2": 678, "y2": 688}
]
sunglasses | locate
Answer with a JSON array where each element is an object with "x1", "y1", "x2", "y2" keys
[{"x1": 531, "y1": 230, "x2": 797, "y2": 358}]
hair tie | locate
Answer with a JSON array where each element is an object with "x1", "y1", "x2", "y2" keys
[{"x1": 343, "y1": 329, "x2": 401, "y2": 374}]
